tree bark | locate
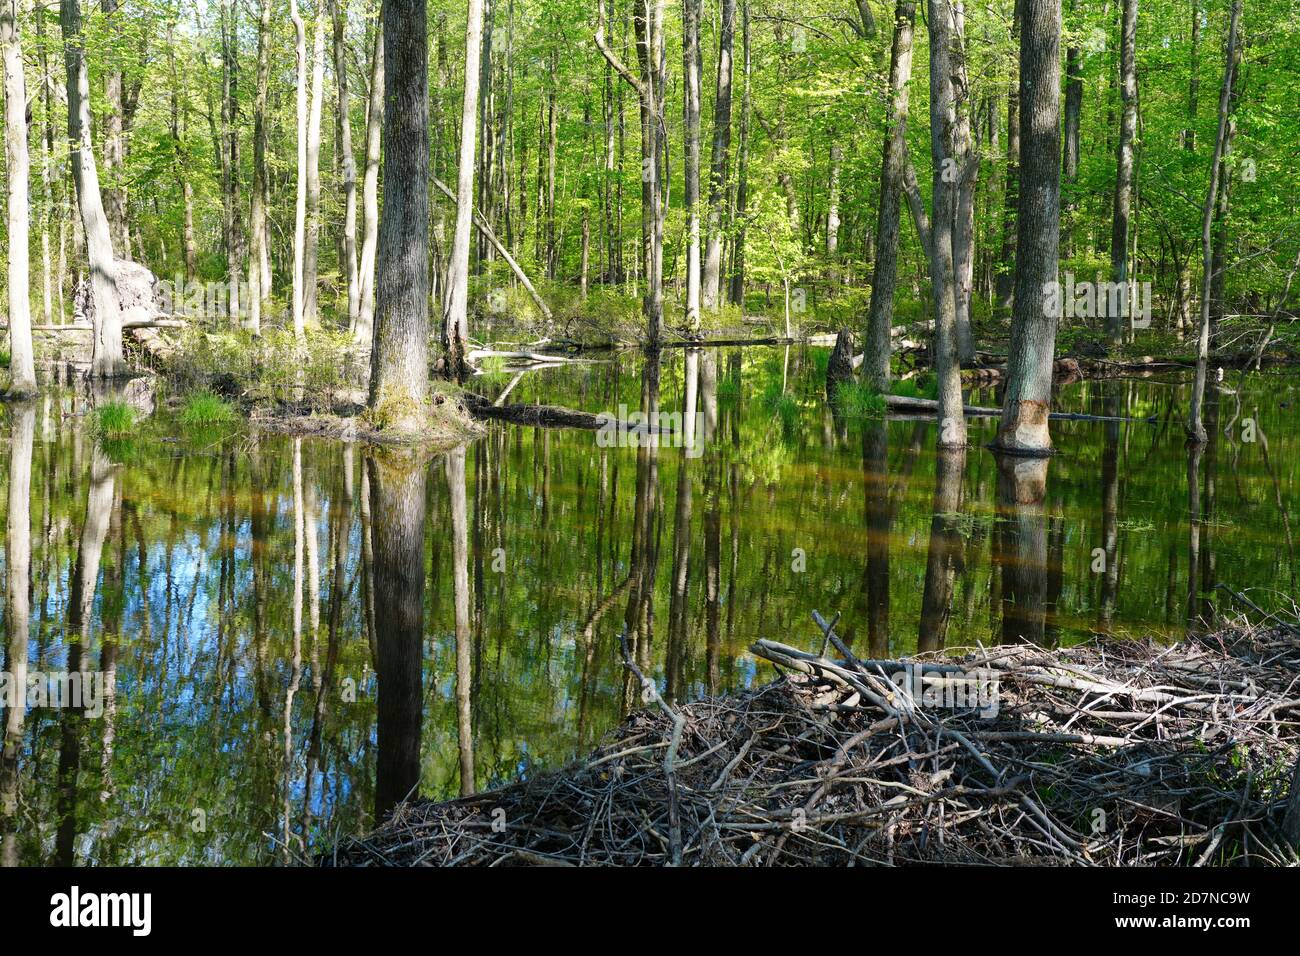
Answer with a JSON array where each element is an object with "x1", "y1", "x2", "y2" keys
[
  {"x1": 682, "y1": 0, "x2": 702, "y2": 332},
  {"x1": 996, "y1": 1, "x2": 1020, "y2": 309},
  {"x1": 1109, "y1": 0, "x2": 1138, "y2": 343},
  {"x1": 249, "y1": 0, "x2": 273, "y2": 334},
  {"x1": 290, "y1": 0, "x2": 308, "y2": 338},
  {"x1": 2, "y1": 0, "x2": 36, "y2": 394},
  {"x1": 1187, "y1": 0, "x2": 1241, "y2": 443},
  {"x1": 444, "y1": 0, "x2": 484, "y2": 380},
  {"x1": 62, "y1": 0, "x2": 126, "y2": 378},
  {"x1": 727, "y1": 0, "x2": 750, "y2": 307},
  {"x1": 701, "y1": 0, "x2": 735, "y2": 310},
  {"x1": 994, "y1": 0, "x2": 1061, "y2": 456},
  {"x1": 335, "y1": 1, "x2": 360, "y2": 324},
  {"x1": 368, "y1": 0, "x2": 430, "y2": 431},
  {"x1": 355, "y1": 26, "x2": 383, "y2": 346},
  {"x1": 304, "y1": 14, "x2": 326, "y2": 328},
  {"x1": 863, "y1": 0, "x2": 918, "y2": 392},
  {"x1": 926, "y1": 0, "x2": 966, "y2": 448}
]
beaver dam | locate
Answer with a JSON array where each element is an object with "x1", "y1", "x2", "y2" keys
[{"x1": 323, "y1": 612, "x2": 1300, "y2": 867}]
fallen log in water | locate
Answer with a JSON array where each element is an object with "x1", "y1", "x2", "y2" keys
[
  {"x1": 323, "y1": 613, "x2": 1300, "y2": 866},
  {"x1": 883, "y1": 392, "x2": 1156, "y2": 423},
  {"x1": 461, "y1": 392, "x2": 668, "y2": 433}
]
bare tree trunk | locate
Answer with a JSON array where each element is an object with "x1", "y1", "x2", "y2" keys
[
  {"x1": 334, "y1": 0, "x2": 359, "y2": 331},
  {"x1": 1063, "y1": 0, "x2": 1081, "y2": 256},
  {"x1": 596, "y1": 0, "x2": 666, "y2": 345},
  {"x1": 727, "y1": 0, "x2": 750, "y2": 307},
  {"x1": 682, "y1": 0, "x2": 702, "y2": 333},
  {"x1": 443, "y1": 0, "x2": 484, "y2": 381},
  {"x1": 220, "y1": 0, "x2": 242, "y2": 319},
  {"x1": 36, "y1": 6, "x2": 53, "y2": 325},
  {"x1": 248, "y1": 0, "x2": 272, "y2": 334},
  {"x1": 926, "y1": 0, "x2": 965, "y2": 449},
  {"x1": 355, "y1": 27, "x2": 383, "y2": 346},
  {"x1": 61, "y1": 0, "x2": 125, "y2": 378},
  {"x1": 368, "y1": 0, "x2": 430, "y2": 432},
  {"x1": 2, "y1": 0, "x2": 36, "y2": 394},
  {"x1": 950, "y1": 0, "x2": 977, "y2": 364},
  {"x1": 996, "y1": 1, "x2": 1020, "y2": 309},
  {"x1": 1188, "y1": 0, "x2": 1241, "y2": 443},
  {"x1": 304, "y1": 14, "x2": 326, "y2": 327},
  {"x1": 701, "y1": 0, "x2": 735, "y2": 310},
  {"x1": 863, "y1": 0, "x2": 918, "y2": 392},
  {"x1": 100, "y1": 0, "x2": 130, "y2": 260},
  {"x1": 290, "y1": 0, "x2": 308, "y2": 338},
  {"x1": 1109, "y1": 0, "x2": 1138, "y2": 343},
  {"x1": 994, "y1": 0, "x2": 1061, "y2": 456}
]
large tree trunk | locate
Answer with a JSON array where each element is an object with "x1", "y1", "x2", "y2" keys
[
  {"x1": 863, "y1": 0, "x2": 918, "y2": 392},
  {"x1": 926, "y1": 0, "x2": 966, "y2": 449},
  {"x1": 994, "y1": 0, "x2": 1061, "y2": 456},
  {"x1": 303, "y1": 14, "x2": 326, "y2": 328},
  {"x1": 290, "y1": 0, "x2": 308, "y2": 338},
  {"x1": 368, "y1": 0, "x2": 430, "y2": 432},
  {"x1": 2, "y1": 0, "x2": 36, "y2": 394},
  {"x1": 682, "y1": 0, "x2": 702, "y2": 332},
  {"x1": 443, "y1": 0, "x2": 484, "y2": 381},
  {"x1": 248, "y1": 0, "x2": 273, "y2": 334},
  {"x1": 1109, "y1": 0, "x2": 1138, "y2": 344},
  {"x1": 701, "y1": 0, "x2": 735, "y2": 310},
  {"x1": 355, "y1": 27, "x2": 383, "y2": 346},
  {"x1": 1187, "y1": 0, "x2": 1241, "y2": 443},
  {"x1": 62, "y1": 0, "x2": 126, "y2": 378}
]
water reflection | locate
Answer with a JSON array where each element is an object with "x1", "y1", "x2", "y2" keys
[{"x1": 0, "y1": 352, "x2": 1293, "y2": 863}]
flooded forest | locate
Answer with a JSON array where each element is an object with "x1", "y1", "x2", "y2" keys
[{"x1": 0, "y1": 0, "x2": 1298, "y2": 867}]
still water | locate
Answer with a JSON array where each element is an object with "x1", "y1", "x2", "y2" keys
[{"x1": 0, "y1": 347, "x2": 1295, "y2": 864}]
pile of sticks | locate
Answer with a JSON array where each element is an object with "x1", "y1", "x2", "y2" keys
[{"x1": 324, "y1": 615, "x2": 1300, "y2": 866}]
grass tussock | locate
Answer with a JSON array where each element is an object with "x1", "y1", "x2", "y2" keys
[
  {"x1": 93, "y1": 402, "x2": 136, "y2": 439},
  {"x1": 179, "y1": 391, "x2": 238, "y2": 428}
]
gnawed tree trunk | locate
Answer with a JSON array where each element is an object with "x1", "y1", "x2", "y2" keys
[
  {"x1": 368, "y1": 0, "x2": 430, "y2": 432},
  {"x1": 1187, "y1": 0, "x2": 1241, "y2": 444},
  {"x1": 701, "y1": 0, "x2": 735, "y2": 310},
  {"x1": 355, "y1": 27, "x2": 383, "y2": 346},
  {"x1": 863, "y1": 0, "x2": 918, "y2": 392},
  {"x1": 443, "y1": 0, "x2": 484, "y2": 381},
  {"x1": 2, "y1": 0, "x2": 36, "y2": 394},
  {"x1": 62, "y1": 0, "x2": 126, "y2": 378},
  {"x1": 994, "y1": 0, "x2": 1061, "y2": 456}
]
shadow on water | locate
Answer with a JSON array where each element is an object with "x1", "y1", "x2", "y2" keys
[{"x1": 0, "y1": 349, "x2": 1294, "y2": 863}]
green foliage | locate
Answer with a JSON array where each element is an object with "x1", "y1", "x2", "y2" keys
[
  {"x1": 179, "y1": 391, "x2": 237, "y2": 428},
  {"x1": 93, "y1": 402, "x2": 137, "y2": 439},
  {"x1": 891, "y1": 375, "x2": 939, "y2": 401},
  {"x1": 833, "y1": 378, "x2": 887, "y2": 418}
]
